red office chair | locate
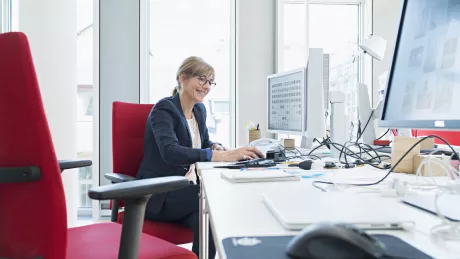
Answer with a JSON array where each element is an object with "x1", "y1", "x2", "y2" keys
[
  {"x1": 0, "y1": 32, "x2": 196, "y2": 259},
  {"x1": 107, "y1": 101, "x2": 194, "y2": 245}
]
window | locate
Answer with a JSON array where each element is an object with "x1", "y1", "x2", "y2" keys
[
  {"x1": 310, "y1": 3, "x2": 360, "y2": 133},
  {"x1": 77, "y1": 0, "x2": 94, "y2": 217},
  {"x1": 147, "y1": 0, "x2": 233, "y2": 147},
  {"x1": 281, "y1": 0, "x2": 367, "y2": 140}
]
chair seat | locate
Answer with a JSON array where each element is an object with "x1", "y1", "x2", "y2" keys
[
  {"x1": 67, "y1": 223, "x2": 196, "y2": 259},
  {"x1": 117, "y1": 211, "x2": 194, "y2": 245}
]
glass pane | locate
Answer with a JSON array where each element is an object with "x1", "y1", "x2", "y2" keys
[
  {"x1": 310, "y1": 4, "x2": 360, "y2": 134},
  {"x1": 77, "y1": 0, "x2": 94, "y2": 212},
  {"x1": 148, "y1": 0, "x2": 232, "y2": 147},
  {"x1": 283, "y1": 2, "x2": 360, "y2": 141},
  {"x1": 283, "y1": 2, "x2": 307, "y2": 71}
]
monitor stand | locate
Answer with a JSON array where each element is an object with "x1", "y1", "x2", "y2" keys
[{"x1": 300, "y1": 136, "x2": 313, "y2": 149}]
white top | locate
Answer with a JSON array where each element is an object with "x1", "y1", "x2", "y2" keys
[{"x1": 185, "y1": 115, "x2": 201, "y2": 183}]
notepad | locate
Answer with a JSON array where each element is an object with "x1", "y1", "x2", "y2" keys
[{"x1": 221, "y1": 170, "x2": 300, "y2": 183}]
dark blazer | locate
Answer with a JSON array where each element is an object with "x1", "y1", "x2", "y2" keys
[{"x1": 137, "y1": 93, "x2": 215, "y2": 214}]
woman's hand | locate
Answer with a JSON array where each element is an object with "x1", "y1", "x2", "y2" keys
[{"x1": 211, "y1": 146, "x2": 264, "y2": 162}]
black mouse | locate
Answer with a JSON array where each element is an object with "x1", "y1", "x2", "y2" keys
[
  {"x1": 286, "y1": 222, "x2": 386, "y2": 259},
  {"x1": 298, "y1": 160, "x2": 313, "y2": 170}
]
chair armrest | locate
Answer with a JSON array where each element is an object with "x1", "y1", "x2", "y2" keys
[
  {"x1": 59, "y1": 160, "x2": 92, "y2": 172},
  {"x1": 88, "y1": 176, "x2": 189, "y2": 200},
  {"x1": 0, "y1": 166, "x2": 41, "y2": 183},
  {"x1": 105, "y1": 172, "x2": 135, "y2": 183}
]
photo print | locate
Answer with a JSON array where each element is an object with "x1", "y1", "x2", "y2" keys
[
  {"x1": 433, "y1": 73, "x2": 455, "y2": 113},
  {"x1": 428, "y1": 5, "x2": 447, "y2": 31},
  {"x1": 409, "y1": 46, "x2": 424, "y2": 67},
  {"x1": 442, "y1": 37, "x2": 458, "y2": 69},
  {"x1": 416, "y1": 80, "x2": 434, "y2": 110},
  {"x1": 402, "y1": 80, "x2": 416, "y2": 113},
  {"x1": 423, "y1": 40, "x2": 439, "y2": 72},
  {"x1": 415, "y1": 7, "x2": 429, "y2": 39}
]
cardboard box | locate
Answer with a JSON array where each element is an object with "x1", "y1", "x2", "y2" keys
[
  {"x1": 418, "y1": 137, "x2": 435, "y2": 150},
  {"x1": 412, "y1": 155, "x2": 450, "y2": 177},
  {"x1": 283, "y1": 138, "x2": 295, "y2": 150},
  {"x1": 391, "y1": 136, "x2": 421, "y2": 173}
]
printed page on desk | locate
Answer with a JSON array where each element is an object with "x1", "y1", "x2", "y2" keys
[{"x1": 221, "y1": 170, "x2": 300, "y2": 183}]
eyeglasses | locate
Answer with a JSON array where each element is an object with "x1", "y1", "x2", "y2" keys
[{"x1": 197, "y1": 75, "x2": 216, "y2": 89}]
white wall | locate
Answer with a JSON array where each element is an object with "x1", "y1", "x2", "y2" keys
[
  {"x1": 372, "y1": 0, "x2": 403, "y2": 104},
  {"x1": 236, "y1": 0, "x2": 277, "y2": 146},
  {"x1": 18, "y1": 0, "x2": 78, "y2": 226},
  {"x1": 99, "y1": 0, "x2": 140, "y2": 191}
]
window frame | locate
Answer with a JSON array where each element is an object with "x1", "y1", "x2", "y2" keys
[
  {"x1": 140, "y1": 0, "x2": 237, "y2": 148},
  {"x1": 276, "y1": 0, "x2": 373, "y2": 102},
  {"x1": 0, "y1": 0, "x2": 12, "y2": 33}
]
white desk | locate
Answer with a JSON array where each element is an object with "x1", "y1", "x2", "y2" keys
[{"x1": 197, "y1": 162, "x2": 460, "y2": 259}]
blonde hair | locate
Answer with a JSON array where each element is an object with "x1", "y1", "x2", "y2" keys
[{"x1": 172, "y1": 56, "x2": 215, "y2": 96}]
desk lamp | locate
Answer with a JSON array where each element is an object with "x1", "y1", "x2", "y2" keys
[{"x1": 357, "y1": 34, "x2": 387, "y2": 145}]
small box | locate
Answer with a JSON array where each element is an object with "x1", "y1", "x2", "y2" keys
[
  {"x1": 412, "y1": 155, "x2": 450, "y2": 177},
  {"x1": 391, "y1": 136, "x2": 420, "y2": 173},
  {"x1": 418, "y1": 137, "x2": 435, "y2": 150},
  {"x1": 283, "y1": 138, "x2": 295, "y2": 150},
  {"x1": 249, "y1": 130, "x2": 261, "y2": 143}
]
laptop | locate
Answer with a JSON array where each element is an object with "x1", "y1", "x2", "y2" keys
[
  {"x1": 402, "y1": 194, "x2": 460, "y2": 222},
  {"x1": 262, "y1": 190, "x2": 415, "y2": 231}
]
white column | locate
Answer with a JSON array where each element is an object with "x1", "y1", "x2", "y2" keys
[
  {"x1": 19, "y1": 0, "x2": 78, "y2": 226},
  {"x1": 0, "y1": 0, "x2": 11, "y2": 33},
  {"x1": 97, "y1": 0, "x2": 140, "y2": 218},
  {"x1": 236, "y1": 0, "x2": 276, "y2": 147}
]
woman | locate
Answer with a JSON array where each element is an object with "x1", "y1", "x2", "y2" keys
[{"x1": 137, "y1": 56, "x2": 263, "y2": 258}]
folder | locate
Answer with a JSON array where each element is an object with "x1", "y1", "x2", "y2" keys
[{"x1": 221, "y1": 170, "x2": 300, "y2": 183}]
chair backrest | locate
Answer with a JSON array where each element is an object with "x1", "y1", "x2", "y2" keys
[
  {"x1": 0, "y1": 32, "x2": 67, "y2": 258},
  {"x1": 112, "y1": 101, "x2": 154, "y2": 177}
]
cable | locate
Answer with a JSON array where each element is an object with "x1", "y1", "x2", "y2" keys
[
  {"x1": 312, "y1": 135, "x2": 458, "y2": 190},
  {"x1": 278, "y1": 144, "x2": 322, "y2": 161},
  {"x1": 356, "y1": 110, "x2": 374, "y2": 142},
  {"x1": 430, "y1": 189, "x2": 460, "y2": 243},
  {"x1": 376, "y1": 129, "x2": 390, "y2": 140},
  {"x1": 314, "y1": 140, "x2": 388, "y2": 170}
]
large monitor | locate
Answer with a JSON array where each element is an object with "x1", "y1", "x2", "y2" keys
[
  {"x1": 267, "y1": 48, "x2": 326, "y2": 144},
  {"x1": 267, "y1": 67, "x2": 306, "y2": 135},
  {"x1": 380, "y1": 0, "x2": 460, "y2": 130}
]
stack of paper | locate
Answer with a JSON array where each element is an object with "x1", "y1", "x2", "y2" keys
[{"x1": 221, "y1": 170, "x2": 300, "y2": 183}]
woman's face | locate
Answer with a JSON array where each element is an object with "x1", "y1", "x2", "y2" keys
[{"x1": 180, "y1": 74, "x2": 214, "y2": 103}]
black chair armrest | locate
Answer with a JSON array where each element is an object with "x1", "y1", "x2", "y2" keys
[
  {"x1": 59, "y1": 160, "x2": 92, "y2": 172},
  {"x1": 105, "y1": 172, "x2": 135, "y2": 183},
  {"x1": 104, "y1": 173, "x2": 137, "y2": 222},
  {"x1": 88, "y1": 176, "x2": 189, "y2": 200},
  {"x1": 89, "y1": 176, "x2": 189, "y2": 259}
]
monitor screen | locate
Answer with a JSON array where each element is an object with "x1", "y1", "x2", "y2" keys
[
  {"x1": 381, "y1": 0, "x2": 460, "y2": 129},
  {"x1": 267, "y1": 68, "x2": 306, "y2": 134}
]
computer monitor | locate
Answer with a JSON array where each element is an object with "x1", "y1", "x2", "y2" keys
[
  {"x1": 267, "y1": 67, "x2": 306, "y2": 135},
  {"x1": 380, "y1": 0, "x2": 460, "y2": 130},
  {"x1": 267, "y1": 48, "x2": 326, "y2": 146}
]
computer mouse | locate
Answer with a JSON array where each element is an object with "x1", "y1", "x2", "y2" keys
[
  {"x1": 286, "y1": 222, "x2": 386, "y2": 259},
  {"x1": 298, "y1": 160, "x2": 313, "y2": 170}
]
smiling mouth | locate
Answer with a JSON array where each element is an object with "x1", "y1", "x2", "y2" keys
[{"x1": 197, "y1": 90, "x2": 208, "y2": 96}]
